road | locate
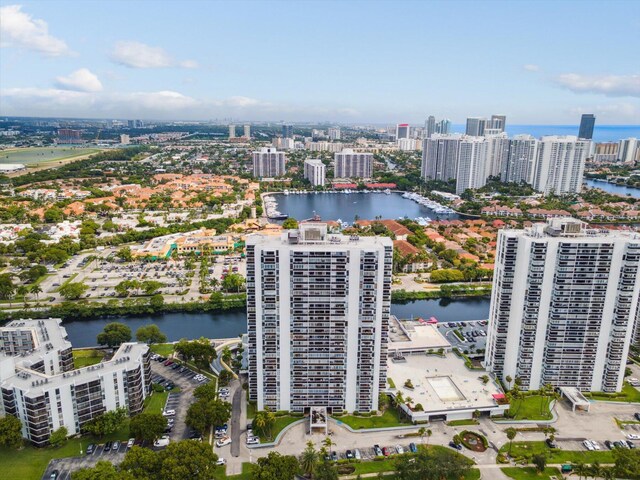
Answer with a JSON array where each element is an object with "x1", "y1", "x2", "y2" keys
[{"x1": 230, "y1": 379, "x2": 243, "y2": 457}]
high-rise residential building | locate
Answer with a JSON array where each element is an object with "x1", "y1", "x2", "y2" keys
[
  {"x1": 0, "y1": 319, "x2": 150, "y2": 446},
  {"x1": 304, "y1": 159, "x2": 326, "y2": 186},
  {"x1": 328, "y1": 127, "x2": 341, "y2": 141},
  {"x1": 490, "y1": 115, "x2": 507, "y2": 132},
  {"x1": 282, "y1": 124, "x2": 293, "y2": 139},
  {"x1": 484, "y1": 132, "x2": 510, "y2": 180},
  {"x1": 618, "y1": 138, "x2": 638, "y2": 163},
  {"x1": 120, "y1": 134, "x2": 130, "y2": 145},
  {"x1": 252, "y1": 147, "x2": 286, "y2": 178},
  {"x1": 578, "y1": 114, "x2": 596, "y2": 140},
  {"x1": 425, "y1": 116, "x2": 436, "y2": 138},
  {"x1": 228, "y1": 124, "x2": 236, "y2": 139},
  {"x1": 456, "y1": 137, "x2": 488, "y2": 194},
  {"x1": 127, "y1": 120, "x2": 144, "y2": 128},
  {"x1": 396, "y1": 123, "x2": 409, "y2": 140},
  {"x1": 533, "y1": 136, "x2": 590, "y2": 195},
  {"x1": 334, "y1": 149, "x2": 373, "y2": 179},
  {"x1": 421, "y1": 134, "x2": 462, "y2": 181},
  {"x1": 57, "y1": 129, "x2": 82, "y2": 144},
  {"x1": 593, "y1": 142, "x2": 619, "y2": 162},
  {"x1": 246, "y1": 223, "x2": 393, "y2": 413},
  {"x1": 435, "y1": 119, "x2": 451, "y2": 135},
  {"x1": 465, "y1": 117, "x2": 488, "y2": 136},
  {"x1": 244, "y1": 125, "x2": 251, "y2": 139},
  {"x1": 397, "y1": 138, "x2": 418, "y2": 151},
  {"x1": 501, "y1": 135, "x2": 538, "y2": 184},
  {"x1": 485, "y1": 218, "x2": 640, "y2": 393}
]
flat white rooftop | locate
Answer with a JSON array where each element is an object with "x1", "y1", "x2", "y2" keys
[
  {"x1": 387, "y1": 353, "x2": 504, "y2": 414},
  {"x1": 388, "y1": 319, "x2": 451, "y2": 355}
]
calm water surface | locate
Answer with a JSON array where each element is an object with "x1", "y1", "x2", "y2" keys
[
  {"x1": 63, "y1": 297, "x2": 490, "y2": 347},
  {"x1": 273, "y1": 192, "x2": 458, "y2": 222},
  {"x1": 585, "y1": 179, "x2": 640, "y2": 199}
]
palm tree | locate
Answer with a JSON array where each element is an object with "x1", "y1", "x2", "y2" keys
[
  {"x1": 253, "y1": 411, "x2": 266, "y2": 437},
  {"x1": 393, "y1": 392, "x2": 404, "y2": 408},
  {"x1": 426, "y1": 429, "x2": 432, "y2": 446},
  {"x1": 589, "y1": 461, "x2": 602, "y2": 480},
  {"x1": 30, "y1": 284, "x2": 42, "y2": 301},
  {"x1": 574, "y1": 462, "x2": 587, "y2": 480},
  {"x1": 17, "y1": 286, "x2": 28, "y2": 307},
  {"x1": 418, "y1": 427, "x2": 426, "y2": 444},
  {"x1": 323, "y1": 436, "x2": 335, "y2": 453},
  {"x1": 505, "y1": 427, "x2": 517, "y2": 455},
  {"x1": 300, "y1": 441, "x2": 318, "y2": 478}
]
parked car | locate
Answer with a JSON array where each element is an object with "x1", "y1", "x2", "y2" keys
[
  {"x1": 382, "y1": 447, "x2": 390, "y2": 457},
  {"x1": 216, "y1": 458, "x2": 226, "y2": 466},
  {"x1": 246, "y1": 436, "x2": 259, "y2": 445},
  {"x1": 331, "y1": 451, "x2": 338, "y2": 461},
  {"x1": 86, "y1": 444, "x2": 95, "y2": 455},
  {"x1": 112, "y1": 441, "x2": 120, "y2": 452},
  {"x1": 373, "y1": 444, "x2": 383, "y2": 456},
  {"x1": 395, "y1": 445, "x2": 404, "y2": 454},
  {"x1": 127, "y1": 438, "x2": 135, "y2": 449},
  {"x1": 163, "y1": 409, "x2": 176, "y2": 416},
  {"x1": 354, "y1": 448, "x2": 361, "y2": 460},
  {"x1": 605, "y1": 440, "x2": 613, "y2": 449},
  {"x1": 216, "y1": 436, "x2": 232, "y2": 447},
  {"x1": 449, "y1": 441, "x2": 462, "y2": 451},
  {"x1": 345, "y1": 450, "x2": 354, "y2": 459},
  {"x1": 409, "y1": 443, "x2": 417, "y2": 453},
  {"x1": 104, "y1": 441, "x2": 112, "y2": 452},
  {"x1": 627, "y1": 441, "x2": 636, "y2": 449},
  {"x1": 154, "y1": 436, "x2": 170, "y2": 448},
  {"x1": 628, "y1": 434, "x2": 640, "y2": 440},
  {"x1": 635, "y1": 412, "x2": 640, "y2": 421},
  {"x1": 546, "y1": 438, "x2": 557, "y2": 449},
  {"x1": 50, "y1": 470, "x2": 59, "y2": 480}
]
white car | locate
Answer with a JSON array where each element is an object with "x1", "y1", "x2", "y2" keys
[
  {"x1": 154, "y1": 436, "x2": 170, "y2": 448},
  {"x1": 216, "y1": 436, "x2": 232, "y2": 447},
  {"x1": 583, "y1": 440, "x2": 594, "y2": 451},
  {"x1": 395, "y1": 445, "x2": 404, "y2": 454},
  {"x1": 627, "y1": 434, "x2": 640, "y2": 440},
  {"x1": 354, "y1": 449, "x2": 361, "y2": 460},
  {"x1": 126, "y1": 438, "x2": 135, "y2": 449},
  {"x1": 591, "y1": 440, "x2": 601, "y2": 450},
  {"x1": 216, "y1": 458, "x2": 226, "y2": 466},
  {"x1": 163, "y1": 409, "x2": 176, "y2": 416},
  {"x1": 246, "y1": 436, "x2": 260, "y2": 445}
]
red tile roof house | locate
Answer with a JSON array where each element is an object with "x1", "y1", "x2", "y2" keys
[{"x1": 393, "y1": 240, "x2": 430, "y2": 272}]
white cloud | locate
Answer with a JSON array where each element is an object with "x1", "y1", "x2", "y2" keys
[
  {"x1": 523, "y1": 64, "x2": 539, "y2": 72},
  {"x1": 569, "y1": 103, "x2": 640, "y2": 122},
  {"x1": 221, "y1": 96, "x2": 261, "y2": 107},
  {"x1": 0, "y1": 4, "x2": 71, "y2": 56},
  {"x1": 55, "y1": 68, "x2": 103, "y2": 93},
  {"x1": 110, "y1": 41, "x2": 197, "y2": 69},
  {"x1": 555, "y1": 73, "x2": 640, "y2": 97}
]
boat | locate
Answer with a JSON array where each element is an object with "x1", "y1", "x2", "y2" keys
[
  {"x1": 427, "y1": 317, "x2": 438, "y2": 324},
  {"x1": 384, "y1": 189, "x2": 391, "y2": 195},
  {"x1": 268, "y1": 213, "x2": 289, "y2": 220},
  {"x1": 283, "y1": 189, "x2": 289, "y2": 195}
]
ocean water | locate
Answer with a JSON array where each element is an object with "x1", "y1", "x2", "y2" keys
[{"x1": 449, "y1": 124, "x2": 640, "y2": 143}]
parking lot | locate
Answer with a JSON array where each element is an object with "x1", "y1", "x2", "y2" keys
[
  {"x1": 40, "y1": 356, "x2": 219, "y2": 479},
  {"x1": 437, "y1": 319, "x2": 488, "y2": 353}
]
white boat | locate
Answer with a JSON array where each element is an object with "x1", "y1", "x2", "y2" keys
[
  {"x1": 384, "y1": 189, "x2": 391, "y2": 195},
  {"x1": 283, "y1": 189, "x2": 289, "y2": 195}
]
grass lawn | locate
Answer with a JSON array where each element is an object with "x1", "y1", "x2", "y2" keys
[
  {"x1": 246, "y1": 401, "x2": 257, "y2": 420},
  {"x1": 150, "y1": 343, "x2": 175, "y2": 356},
  {"x1": 502, "y1": 467, "x2": 562, "y2": 480},
  {"x1": 258, "y1": 416, "x2": 301, "y2": 442},
  {"x1": 500, "y1": 441, "x2": 615, "y2": 464},
  {"x1": 0, "y1": 423, "x2": 131, "y2": 480},
  {"x1": 587, "y1": 383, "x2": 640, "y2": 403},
  {"x1": 349, "y1": 451, "x2": 479, "y2": 479},
  {"x1": 447, "y1": 419, "x2": 479, "y2": 426},
  {"x1": 143, "y1": 391, "x2": 169, "y2": 414},
  {"x1": 507, "y1": 395, "x2": 553, "y2": 420},
  {"x1": 215, "y1": 462, "x2": 254, "y2": 480},
  {"x1": 72, "y1": 349, "x2": 105, "y2": 368},
  {"x1": 335, "y1": 408, "x2": 410, "y2": 429}
]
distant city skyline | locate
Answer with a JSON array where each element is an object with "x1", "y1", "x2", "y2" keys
[{"x1": 0, "y1": 1, "x2": 639, "y2": 123}]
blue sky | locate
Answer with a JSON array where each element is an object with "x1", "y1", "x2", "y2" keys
[{"x1": 1, "y1": 0, "x2": 639, "y2": 124}]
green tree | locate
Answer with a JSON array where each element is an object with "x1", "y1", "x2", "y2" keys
[
  {"x1": 81, "y1": 407, "x2": 128, "y2": 437},
  {"x1": 532, "y1": 454, "x2": 546, "y2": 474},
  {"x1": 129, "y1": 413, "x2": 167, "y2": 442},
  {"x1": 119, "y1": 446, "x2": 161, "y2": 480},
  {"x1": 117, "y1": 246, "x2": 133, "y2": 262},
  {"x1": 193, "y1": 381, "x2": 219, "y2": 401},
  {"x1": 49, "y1": 426, "x2": 68, "y2": 447},
  {"x1": 0, "y1": 273, "x2": 16, "y2": 303},
  {"x1": 282, "y1": 218, "x2": 299, "y2": 229},
  {"x1": 142, "y1": 280, "x2": 163, "y2": 295},
  {"x1": 505, "y1": 375, "x2": 513, "y2": 391},
  {"x1": 44, "y1": 207, "x2": 64, "y2": 223},
  {"x1": 159, "y1": 439, "x2": 220, "y2": 480},
  {"x1": 72, "y1": 460, "x2": 134, "y2": 480},
  {"x1": 59, "y1": 281, "x2": 89, "y2": 300},
  {"x1": 150, "y1": 293, "x2": 165, "y2": 309},
  {"x1": 135, "y1": 324, "x2": 167, "y2": 344},
  {"x1": 30, "y1": 283, "x2": 43, "y2": 301},
  {"x1": 185, "y1": 398, "x2": 232, "y2": 434},
  {"x1": 218, "y1": 369, "x2": 233, "y2": 387},
  {"x1": 0, "y1": 415, "x2": 23, "y2": 449},
  {"x1": 300, "y1": 441, "x2": 319, "y2": 478},
  {"x1": 253, "y1": 409, "x2": 277, "y2": 439},
  {"x1": 97, "y1": 322, "x2": 132, "y2": 348},
  {"x1": 174, "y1": 337, "x2": 217, "y2": 369},
  {"x1": 505, "y1": 427, "x2": 518, "y2": 455},
  {"x1": 314, "y1": 455, "x2": 338, "y2": 480},
  {"x1": 252, "y1": 451, "x2": 300, "y2": 480},
  {"x1": 613, "y1": 447, "x2": 640, "y2": 479},
  {"x1": 222, "y1": 273, "x2": 245, "y2": 292}
]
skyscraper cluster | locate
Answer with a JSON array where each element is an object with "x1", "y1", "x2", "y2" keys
[
  {"x1": 422, "y1": 133, "x2": 590, "y2": 195},
  {"x1": 465, "y1": 115, "x2": 506, "y2": 136},
  {"x1": 424, "y1": 116, "x2": 451, "y2": 138}
]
